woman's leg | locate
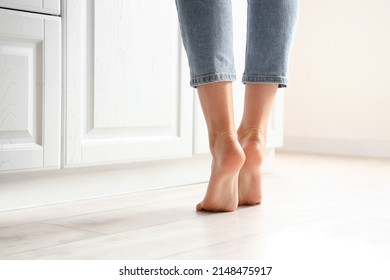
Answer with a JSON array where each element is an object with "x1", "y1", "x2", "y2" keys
[
  {"x1": 175, "y1": 1, "x2": 243, "y2": 211},
  {"x1": 196, "y1": 82, "x2": 245, "y2": 212},
  {"x1": 238, "y1": 0, "x2": 299, "y2": 205}
]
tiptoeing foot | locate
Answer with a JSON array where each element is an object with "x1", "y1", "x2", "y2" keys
[
  {"x1": 237, "y1": 128, "x2": 265, "y2": 206},
  {"x1": 196, "y1": 132, "x2": 246, "y2": 212}
]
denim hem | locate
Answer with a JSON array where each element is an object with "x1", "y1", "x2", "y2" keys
[
  {"x1": 242, "y1": 75, "x2": 288, "y2": 88},
  {"x1": 190, "y1": 73, "x2": 236, "y2": 88}
]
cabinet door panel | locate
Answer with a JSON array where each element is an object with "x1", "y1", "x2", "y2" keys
[
  {"x1": 0, "y1": 9, "x2": 60, "y2": 172},
  {"x1": 0, "y1": 0, "x2": 60, "y2": 15},
  {"x1": 65, "y1": 0, "x2": 192, "y2": 166}
]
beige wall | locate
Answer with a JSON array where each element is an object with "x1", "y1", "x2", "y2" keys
[{"x1": 281, "y1": 0, "x2": 390, "y2": 157}]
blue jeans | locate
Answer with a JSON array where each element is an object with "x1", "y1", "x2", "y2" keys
[{"x1": 175, "y1": 0, "x2": 299, "y2": 88}]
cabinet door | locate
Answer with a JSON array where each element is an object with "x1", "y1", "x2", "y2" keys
[
  {"x1": 0, "y1": 0, "x2": 60, "y2": 15},
  {"x1": 0, "y1": 9, "x2": 61, "y2": 172},
  {"x1": 65, "y1": 0, "x2": 193, "y2": 167}
]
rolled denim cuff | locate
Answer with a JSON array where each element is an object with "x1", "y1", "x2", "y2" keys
[
  {"x1": 190, "y1": 73, "x2": 236, "y2": 88},
  {"x1": 242, "y1": 75, "x2": 288, "y2": 88}
]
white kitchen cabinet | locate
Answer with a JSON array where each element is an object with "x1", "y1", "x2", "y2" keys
[
  {"x1": 0, "y1": 8, "x2": 61, "y2": 172},
  {"x1": 64, "y1": 0, "x2": 193, "y2": 167},
  {"x1": 0, "y1": 0, "x2": 60, "y2": 15}
]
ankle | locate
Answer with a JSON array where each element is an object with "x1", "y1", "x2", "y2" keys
[
  {"x1": 209, "y1": 128, "x2": 238, "y2": 156},
  {"x1": 237, "y1": 127, "x2": 266, "y2": 148},
  {"x1": 208, "y1": 129, "x2": 245, "y2": 169},
  {"x1": 237, "y1": 127, "x2": 265, "y2": 169}
]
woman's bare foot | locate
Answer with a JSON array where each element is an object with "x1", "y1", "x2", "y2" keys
[
  {"x1": 237, "y1": 128, "x2": 265, "y2": 206},
  {"x1": 196, "y1": 132, "x2": 246, "y2": 212}
]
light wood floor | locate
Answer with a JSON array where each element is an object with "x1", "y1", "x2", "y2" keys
[{"x1": 1, "y1": 152, "x2": 389, "y2": 260}]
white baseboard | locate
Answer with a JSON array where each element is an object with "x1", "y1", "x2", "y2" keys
[
  {"x1": 279, "y1": 136, "x2": 390, "y2": 158},
  {"x1": 0, "y1": 148, "x2": 275, "y2": 211},
  {"x1": 0, "y1": 155, "x2": 209, "y2": 212}
]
